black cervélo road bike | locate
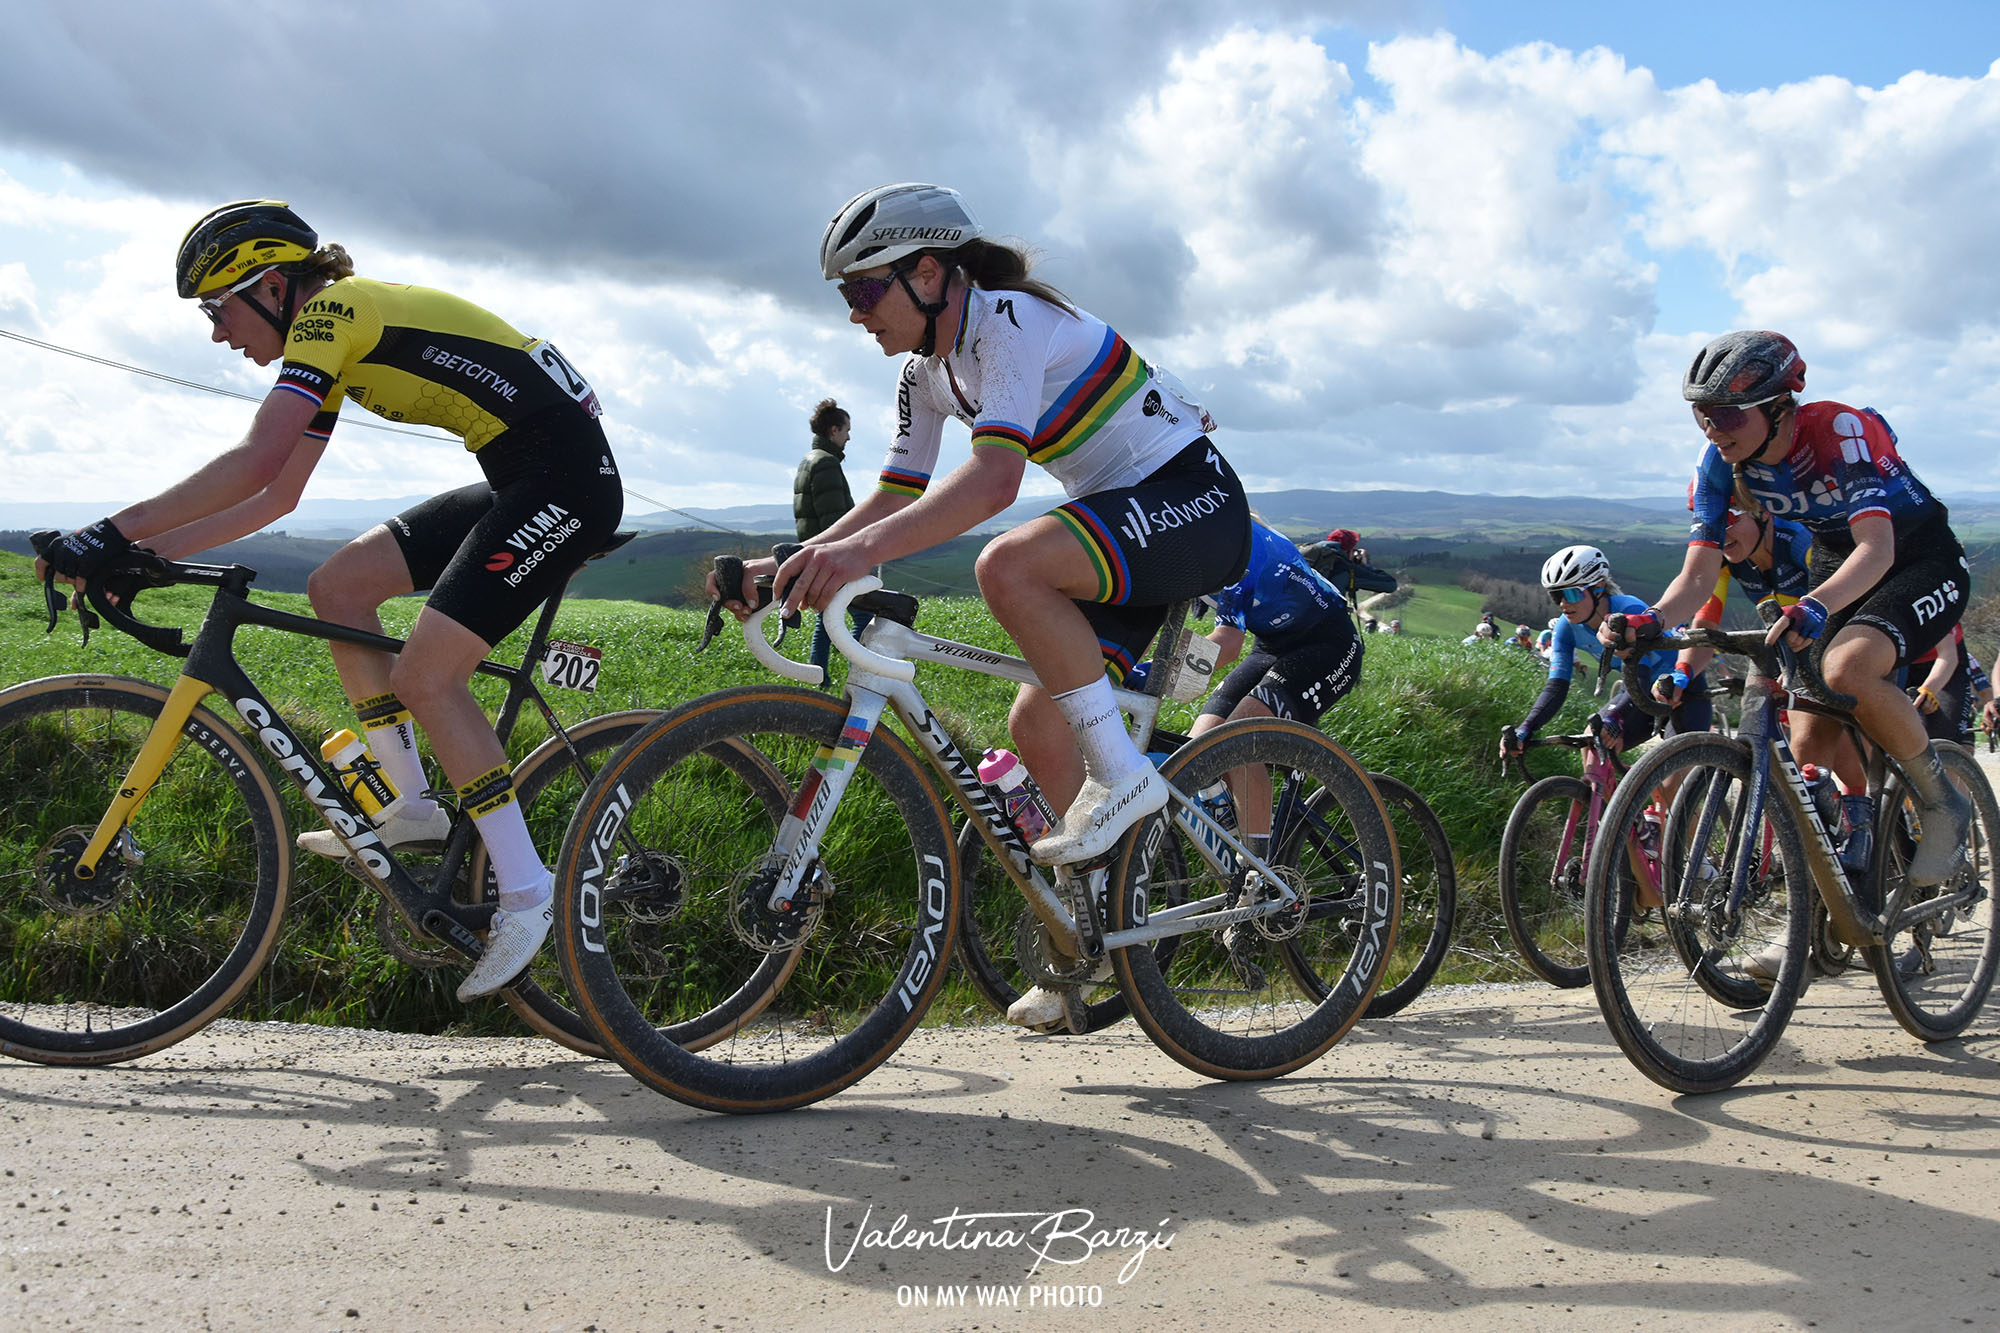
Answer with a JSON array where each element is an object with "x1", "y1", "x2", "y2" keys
[{"x1": 0, "y1": 530, "x2": 792, "y2": 1066}]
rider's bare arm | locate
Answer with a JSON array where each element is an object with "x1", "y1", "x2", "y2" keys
[
  {"x1": 109, "y1": 389, "x2": 323, "y2": 553},
  {"x1": 1797, "y1": 513, "x2": 1894, "y2": 619},
  {"x1": 1207, "y1": 623, "x2": 1247, "y2": 672},
  {"x1": 774, "y1": 447, "x2": 1026, "y2": 614},
  {"x1": 1620, "y1": 543, "x2": 1725, "y2": 639}
]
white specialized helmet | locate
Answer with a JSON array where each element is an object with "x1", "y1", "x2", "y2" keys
[
  {"x1": 820, "y1": 183, "x2": 982, "y2": 280},
  {"x1": 1541, "y1": 544, "x2": 1611, "y2": 592}
]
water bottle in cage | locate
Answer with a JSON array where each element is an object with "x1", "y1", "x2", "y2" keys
[
  {"x1": 1800, "y1": 763, "x2": 1840, "y2": 831},
  {"x1": 321, "y1": 729, "x2": 406, "y2": 823},
  {"x1": 977, "y1": 748, "x2": 1055, "y2": 843}
]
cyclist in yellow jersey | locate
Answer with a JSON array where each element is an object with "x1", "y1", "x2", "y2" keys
[{"x1": 38, "y1": 200, "x2": 623, "y2": 999}]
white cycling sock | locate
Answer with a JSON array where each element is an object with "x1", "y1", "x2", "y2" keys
[
  {"x1": 1053, "y1": 677, "x2": 1145, "y2": 785},
  {"x1": 355, "y1": 694, "x2": 437, "y2": 814},
  {"x1": 457, "y1": 766, "x2": 549, "y2": 910}
]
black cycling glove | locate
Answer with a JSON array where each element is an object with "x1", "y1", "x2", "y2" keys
[{"x1": 44, "y1": 518, "x2": 133, "y2": 580}]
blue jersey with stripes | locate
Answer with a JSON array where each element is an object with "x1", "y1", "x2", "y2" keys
[
  {"x1": 1549, "y1": 594, "x2": 1676, "y2": 686},
  {"x1": 1203, "y1": 521, "x2": 1348, "y2": 646}
]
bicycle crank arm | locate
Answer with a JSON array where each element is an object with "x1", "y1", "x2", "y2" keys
[{"x1": 421, "y1": 909, "x2": 489, "y2": 962}]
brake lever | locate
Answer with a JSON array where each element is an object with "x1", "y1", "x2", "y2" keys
[{"x1": 41, "y1": 568, "x2": 62, "y2": 634}]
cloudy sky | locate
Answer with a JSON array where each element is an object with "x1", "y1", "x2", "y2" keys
[{"x1": 3, "y1": 0, "x2": 1998, "y2": 522}]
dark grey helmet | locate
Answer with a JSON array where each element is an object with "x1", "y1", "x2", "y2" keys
[{"x1": 1682, "y1": 330, "x2": 1807, "y2": 404}]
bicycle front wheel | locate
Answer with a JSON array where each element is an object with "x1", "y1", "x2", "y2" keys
[
  {"x1": 1866, "y1": 747, "x2": 2000, "y2": 1041},
  {"x1": 1498, "y1": 774, "x2": 1594, "y2": 987},
  {"x1": 554, "y1": 686, "x2": 959, "y2": 1113},
  {"x1": 1107, "y1": 718, "x2": 1398, "y2": 1080},
  {"x1": 1586, "y1": 733, "x2": 1810, "y2": 1095},
  {"x1": 0, "y1": 676, "x2": 289, "y2": 1064}
]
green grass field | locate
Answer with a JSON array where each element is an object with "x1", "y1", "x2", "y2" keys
[{"x1": 0, "y1": 550, "x2": 1610, "y2": 1038}]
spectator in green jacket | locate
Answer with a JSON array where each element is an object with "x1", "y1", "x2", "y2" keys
[{"x1": 795, "y1": 398, "x2": 870, "y2": 683}]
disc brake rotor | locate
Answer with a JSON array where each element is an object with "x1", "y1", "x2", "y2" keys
[{"x1": 35, "y1": 825, "x2": 130, "y2": 915}]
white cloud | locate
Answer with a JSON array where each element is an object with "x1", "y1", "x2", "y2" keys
[{"x1": 1, "y1": 10, "x2": 1997, "y2": 516}]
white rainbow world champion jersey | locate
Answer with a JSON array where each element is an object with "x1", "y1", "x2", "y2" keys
[{"x1": 878, "y1": 286, "x2": 1209, "y2": 502}]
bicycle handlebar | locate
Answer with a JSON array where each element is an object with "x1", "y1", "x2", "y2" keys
[
  {"x1": 706, "y1": 547, "x2": 917, "y2": 685},
  {"x1": 1500, "y1": 723, "x2": 1601, "y2": 783},
  {"x1": 31, "y1": 529, "x2": 207, "y2": 658},
  {"x1": 1604, "y1": 612, "x2": 1856, "y2": 718}
]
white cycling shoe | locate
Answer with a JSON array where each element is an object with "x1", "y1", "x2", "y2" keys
[
  {"x1": 1030, "y1": 769, "x2": 1167, "y2": 866},
  {"x1": 1006, "y1": 986, "x2": 1068, "y2": 1031},
  {"x1": 457, "y1": 886, "x2": 555, "y2": 1001},
  {"x1": 1006, "y1": 959, "x2": 1114, "y2": 1034},
  {"x1": 297, "y1": 801, "x2": 451, "y2": 860}
]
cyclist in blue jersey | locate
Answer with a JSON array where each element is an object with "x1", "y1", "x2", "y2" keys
[
  {"x1": 1500, "y1": 545, "x2": 1711, "y2": 763},
  {"x1": 1112, "y1": 519, "x2": 1362, "y2": 841},
  {"x1": 1603, "y1": 330, "x2": 1971, "y2": 886}
]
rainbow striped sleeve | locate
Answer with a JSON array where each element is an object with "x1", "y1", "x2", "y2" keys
[
  {"x1": 878, "y1": 466, "x2": 930, "y2": 498},
  {"x1": 1029, "y1": 330, "x2": 1149, "y2": 466},
  {"x1": 969, "y1": 422, "x2": 1032, "y2": 457}
]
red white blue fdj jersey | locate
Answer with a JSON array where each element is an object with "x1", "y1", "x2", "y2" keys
[{"x1": 1688, "y1": 401, "x2": 1942, "y2": 554}]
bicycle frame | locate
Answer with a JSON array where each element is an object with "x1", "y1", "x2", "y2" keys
[
  {"x1": 65, "y1": 567, "x2": 591, "y2": 961},
  {"x1": 733, "y1": 582, "x2": 1302, "y2": 962}
]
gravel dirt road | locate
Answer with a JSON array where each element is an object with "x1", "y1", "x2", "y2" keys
[
  {"x1": 6, "y1": 974, "x2": 1999, "y2": 1331},
  {"x1": 9, "y1": 748, "x2": 1999, "y2": 1329}
]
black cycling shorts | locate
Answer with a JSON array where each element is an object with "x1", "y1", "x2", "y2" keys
[
  {"x1": 384, "y1": 414, "x2": 623, "y2": 647},
  {"x1": 1048, "y1": 438, "x2": 1252, "y2": 681},
  {"x1": 1603, "y1": 672, "x2": 1713, "y2": 750},
  {"x1": 1809, "y1": 511, "x2": 1968, "y2": 669},
  {"x1": 1199, "y1": 617, "x2": 1365, "y2": 727}
]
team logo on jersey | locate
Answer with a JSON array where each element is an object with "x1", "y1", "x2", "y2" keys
[
  {"x1": 486, "y1": 551, "x2": 515, "y2": 571},
  {"x1": 1834, "y1": 412, "x2": 1872, "y2": 465},
  {"x1": 1141, "y1": 388, "x2": 1181, "y2": 425},
  {"x1": 1809, "y1": 478, "x2": 1841, "y2": 506}
]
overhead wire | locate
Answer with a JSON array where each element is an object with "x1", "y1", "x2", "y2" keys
[{"x1": 1, "y1": 324, "x2": 974, "y2": 593}]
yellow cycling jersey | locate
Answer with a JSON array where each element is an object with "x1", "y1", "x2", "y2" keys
[{"x1": 272, "y1": 277, "x2": 600, "y2": 450}]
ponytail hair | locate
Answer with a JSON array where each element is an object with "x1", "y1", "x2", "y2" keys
[
  {"x1": 936, "y1": 237, "x2": 1076, "y2": 316},
  {"x1": 809, "y1": 397, "x2": 848, "y2": 436},
  {"x1": 292, "y1": 243, "x2": 355, "y2": 285}
]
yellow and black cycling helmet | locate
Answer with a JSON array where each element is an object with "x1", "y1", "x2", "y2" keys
[{"x1": 175, "y1": 199, "x2": 317, "y2": 299}]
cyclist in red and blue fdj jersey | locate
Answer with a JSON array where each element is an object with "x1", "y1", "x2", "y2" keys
[
  {"x1": 1500, "y1": 544, "x2": 1711, "y2": 762},
  {"x1": 1605, "y1": 331, "x2": 1971, "y2": 887}
]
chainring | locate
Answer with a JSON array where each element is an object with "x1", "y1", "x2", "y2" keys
[{"x1": 1013, "y1": 908, "x2": 1101, "y2": 988}]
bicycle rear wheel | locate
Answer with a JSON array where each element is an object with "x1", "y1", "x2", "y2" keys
[
  {"x1": 1586, "y1": 733, "x2": 1810, "y2": 1095},
  {"x1": 1866, "y1": 747, "x2": 2000, "y2": 1041},
  {"x1": 553, "y1": 685, "x2": 959, "y2": 1113},
  {"x1": 0, "y1": 676, "x2": 288, "y2": 1064},
  {"x1": 1498, "y1": 774, "x2": 1593, "y2": 987},
  {"x1": 1107, "y1": 718, "x2": 1398, "y2": 1080},
  {"x1": 1361, "y1": 773, "x2": 1456, "y2": 1018}
]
